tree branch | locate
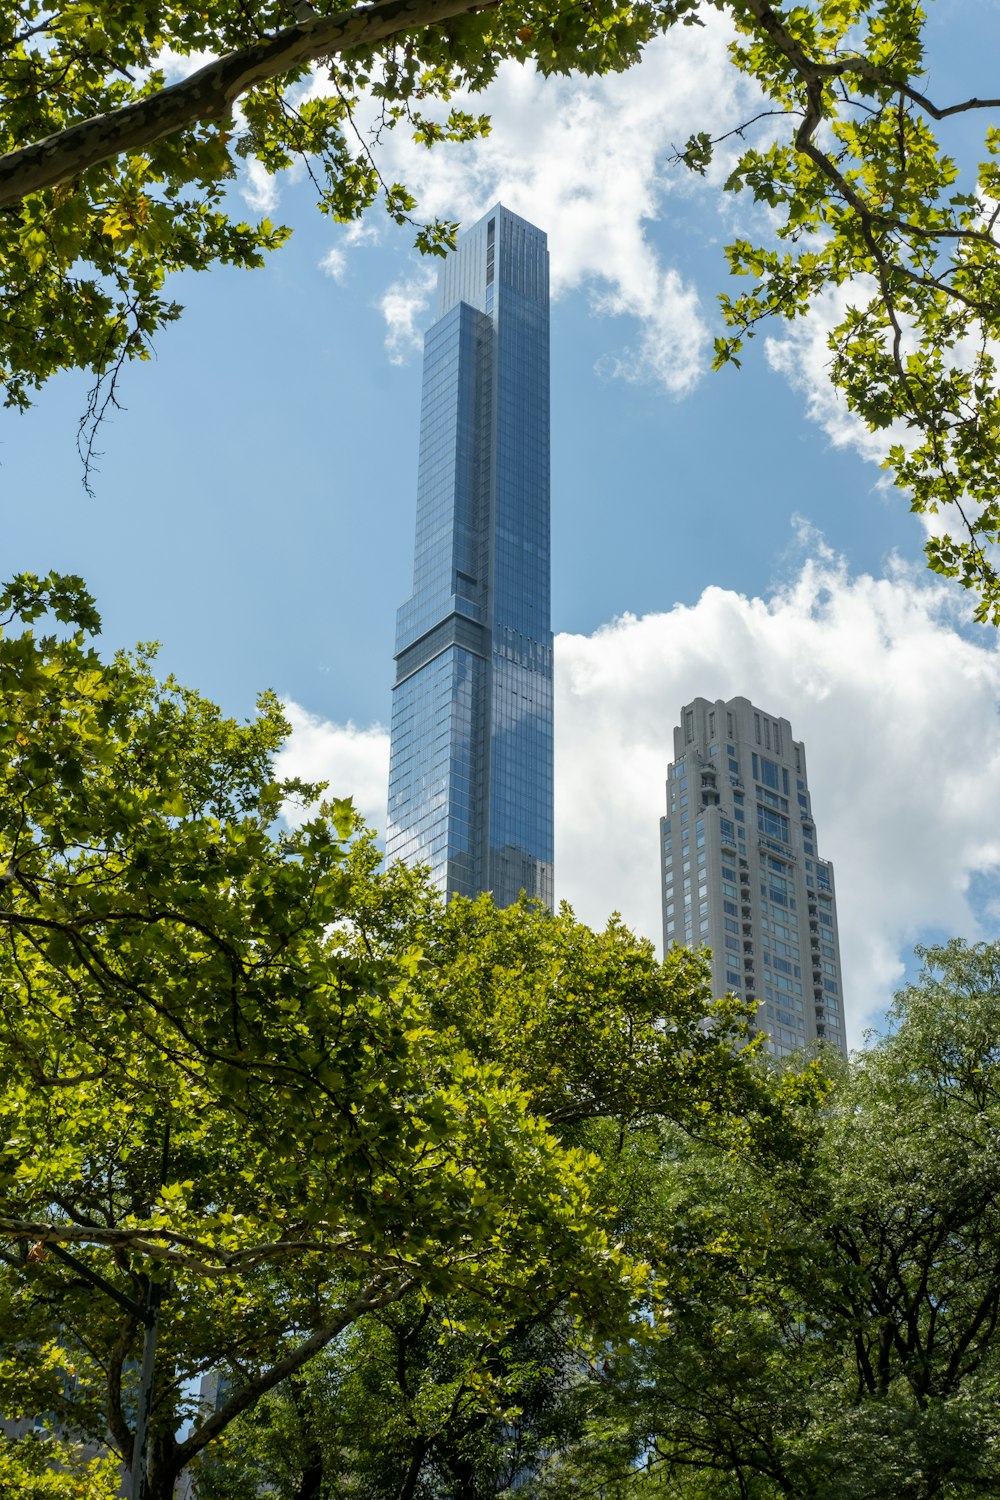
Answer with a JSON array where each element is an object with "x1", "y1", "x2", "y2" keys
[
  {"x1": 0, "y1": 0, "x2": 496, "y2": 211},
  {"x1": 173, "y1": 1275, "x2": 417, "y2": 1470}
]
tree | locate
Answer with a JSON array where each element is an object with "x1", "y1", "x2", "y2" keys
[
  {"x1": 538, "y1": 940, "x2": 1000, "y2": 1500},
  {"x1": 0, "y1": 0, "x2": 669, "y2": 454},
  {"x1": 0, "y1": 571, "x2": 760, "y2": 1499},
  {"x1": 4, "y1": 3, "x2": 1000, "y2": 612}
]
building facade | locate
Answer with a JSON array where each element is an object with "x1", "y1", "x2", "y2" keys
[
  {"x1": 386, "y1": 206, "x2": 554, "y2": 907},
  {"x1": 660, "y1": 697, "x2": 847, "y2": 1055}
]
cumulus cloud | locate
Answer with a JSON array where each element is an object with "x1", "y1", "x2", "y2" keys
[
  {"x1": 345, "y1": 15, "x2": 760, "y2": 389},
  {"x1": 241, "y1": 155, "x2": 282, "y2": 214},
  {"x1": 555, "y1": 541, "x2": 1000, "y2": 1041},
  {"x1": 379, "y1": 270, "x2": 436, "y2": 364},
  {"x1": 319, "y1": 245, "x2": 348, "y2": 282},
  {"x1": 763, "y1": 283, "x2": 910, "y2": 468},
  {"x1": 275, "y1": 543, "x2": 1000, "y2": 1045},
  {"x1": 274, "y1": 701, "x2": 389, "y2": 832}
]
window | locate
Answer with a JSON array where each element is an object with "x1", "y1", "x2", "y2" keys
[
  {"x1": 757, "y1": 806, "x2": 790, "y2": 842},
  {"x1": 721, "y1": 866, "x2": 736, "y2": 882},
  {"x1": 728, "y1": 757, "x2": 740, "y2": 774},
  {"x1": 758, "y1": 755, "x2": 780, "y2": 791},
  {"x1": 720, "y1": 818, "x2": 736, "y2": 845},
  {"x1": 725, "y1": 918, "x2": 740, "y2": 934},
  {"x1": 758, "y1": 787, "x2": 788, "y2": 813},
  {"x1": 723, "y1": 900, "x2": 737, "y2": 916},
  {"x1": 685, "y1": 709, "x2": 694, "y2": 743}
]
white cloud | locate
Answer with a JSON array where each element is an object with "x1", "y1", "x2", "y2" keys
[
  {"x1": 275, "y1": 548, "x2": 1000, "y2": 1050},
  {"x1": 155, "y1": 47, "x2": 218, "y2": 83},
  {"x1": 319, "y1": 245, "x2": 348, "y2": 281},
  {"x1": 763, "y1": 283, "x2": 910, "y2": 467},
  {"x1": 274, "y1": 701, "x2": 389, "y2": 832},
  {"x1": 241, "y1": 155, "x2": 281, "y2": 214},
  {"x1": 348, "y1": 16, "x2": 760, "y2": 388},
  {"x1": 379, "y1": 270, "x2": 435, "y2": 364},
  {"x1": 555, "y1": 543, "x2": 1000, "y2": 1042}
]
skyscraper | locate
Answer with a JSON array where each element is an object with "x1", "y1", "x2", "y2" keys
[
  {"x1": 386, "y1": 206, "x2": 554, "y2": 907},
  {"x1": 660, "y1": 697, "x2": 847, "y2": 1055}
]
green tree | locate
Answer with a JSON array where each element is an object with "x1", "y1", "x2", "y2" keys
[
  {"x1": 4, "y1": 3, "x2": 1000, "y2": 611},
  {"x1": 540, "y1": 940, "x2": 1000, "y2": 1500},
  {"x1": 0, "y1": 571, "x2": 758, "y2": 1500},
  {"x1": 187, "y1": 884, "x2": 772, "y2": 1500}
]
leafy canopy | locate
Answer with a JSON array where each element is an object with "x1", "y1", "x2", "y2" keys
[
  {"x1": 0, "y1": 570, "x2": 760, "y2": 1498},
  {"x1": 4, "y1": 2, "x2": 1000, "y2": 613},
  {"x1": 536, "y1": 940, "x2": 1000, "y2": 1500}
]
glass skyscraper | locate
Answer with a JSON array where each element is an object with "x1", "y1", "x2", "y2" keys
[{"x1": 386, "y1": 205, "x2": 554, "y2": 907}]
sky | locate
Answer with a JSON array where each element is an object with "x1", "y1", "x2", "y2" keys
[{"x1": 6, "y1": 2, "x2": 1000, "y2": 1045}]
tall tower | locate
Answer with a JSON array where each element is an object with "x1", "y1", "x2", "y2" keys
[
  {"x1": 386, "y1": 206, "x2": 554, "y2": 907},
  {"x1": 660, "y1": 697, "x2": 847, "y2": 1056}
]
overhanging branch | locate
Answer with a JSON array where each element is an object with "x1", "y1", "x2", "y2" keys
[{"x1": 0, "y1": 0, "x2": 496, "y2": 211}]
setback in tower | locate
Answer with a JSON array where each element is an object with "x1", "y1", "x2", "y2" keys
[
  {"x1": 660, "y1": 697, "x2": 847, "y2": 1056},
  {"x1": 386, "y1": 206, "x2": 554, "y2": 907}
]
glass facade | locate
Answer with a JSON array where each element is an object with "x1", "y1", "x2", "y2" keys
[{"x1": 387, "y1": 206, "x2": 554, "y2": 907}]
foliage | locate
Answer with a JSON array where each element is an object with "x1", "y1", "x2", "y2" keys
[
  {"x1": 0, "y1": 571, "x2": 757, "y2": 1499},
  {"x1": 690, "y1": 0, "x2": 1000, "y2": 623},
  {"x1": 537, "y1": 940, "x2": 1000, "y2": 1500},
  {"x1": 0, "y1": 0, "x2": 698, "y2": 465},
  {"x1": 197, "y1": 1299, "x2": 586, "y2": 1500},
  {"x1": 0, "y1": 1433, "x2": 119, "y2": 1500},
  {"x1": 4, "y1": 4, "x2": 1000, "y2": 611}
]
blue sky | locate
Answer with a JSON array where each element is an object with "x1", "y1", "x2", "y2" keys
[{"x1": 6, "y1": 4, "x2": 1000, "y2": 1041}]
